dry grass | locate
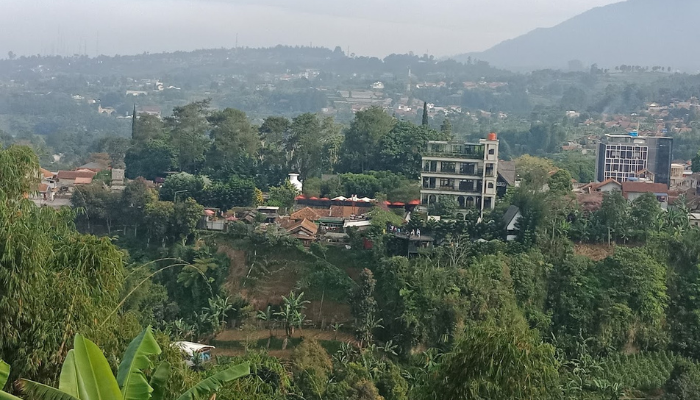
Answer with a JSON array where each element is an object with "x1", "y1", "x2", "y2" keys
[{"x1": 574, "y1": 243, "x2": 615, "y2": 261}]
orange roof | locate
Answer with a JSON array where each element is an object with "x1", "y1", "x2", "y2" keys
[
  {"x1": 329, "y1": 205, "x2": 370, "y2": 218},
  {"x1": 580, "y1": 178, "x2": 621, "y2": 193},
  {"x1": 74, "y1": 177, "x2": 93, "y2": 185},
  {"x1": 40, "y1": 168, "x2": 54, "y2": 179},
  {"x1": 621, "y1": 181, "x2": 668, "y2": 196},
  {"x1": 286, "y1": 218, "x2": 318, "y2": 236},
  {"x1": 57, "y1": 170, "x2": 96, "y2": 180},
  {"x1": 38, "y1": 183, "x2": 49, "y2": 192},
  {"x1": 290, "y1": 207, "x2": 322, "y2": 221}
]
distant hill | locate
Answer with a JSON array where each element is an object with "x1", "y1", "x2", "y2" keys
[{"x1": 454, "y1": 0, "x2": 700, "y2": 71}]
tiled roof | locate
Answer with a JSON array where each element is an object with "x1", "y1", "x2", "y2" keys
[
  {"x1": 74, "y1": 177, "x2": 93, "y2": 185},
  {"x1": 57, "y1": 170, "x2": 96, "y2": 180},
  {"x1": 497, "y1": 160, "x2": 516, "y2": 186},
  {"x1": 286, "y1": 218, "x2": 318, "y2": 236},
  {"x1": 290, "y1": 207, "x2": 322, "y2": 221},
  {"x1": 329, "y1": 205, "x2": 370, "y2": 218},
  {"x1": 621, "y1": 181, "x2": 668, "y2": 195},
  {"x1": 40, "y1": 168, "x2": 54, "y2": 179}
]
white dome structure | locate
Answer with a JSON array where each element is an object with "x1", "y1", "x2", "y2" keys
[{"x1": 288, "y1": 173, "x2": 303, "y2": 192}]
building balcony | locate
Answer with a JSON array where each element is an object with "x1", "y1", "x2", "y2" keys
[
  {"x1": 421, "y1": 186, "x2": 482, "y2": 195},
  {"x1": 422, "y1": 152, "x2": 485, "y2": 160},
  {"x1": 421, "y1": 169, "x2": 484, "y2": 177}
]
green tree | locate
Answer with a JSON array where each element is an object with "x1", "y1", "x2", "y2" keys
[
  {"x1": 597, "y1": 247, "x2": 669, "y2": 350},
  {"x1": 159, "y1": 173, "x2": 207, "y2": 202},
  {"x1": 144, "y1": 200, "x2": 175, "y2": 246},
  {"x1": 132, "y1": 113, "x2": 167, "y2": 143},
  {"x1": 204, "y1": 108, "x2": 259, "y2": 179},
  {"x1": 515, "y1": 155, "x2": 555, "y2": 191},
  {"x1": 340, "y1": 107, "x2": 396, "y2": 173},
  {"x1": 351, "y1": 269, "x2": 379, "y2": 347},
  {"x1": 418, "y1": 322, "x2": 560, "y2": 400},
  {"x1": 630, "y1": 193, "x2": 661, "y2": 240},
  {"x1": 593, "y1": 192, "x2": 630, "y2": 244},
  {"x1": 124, "y1": 140, "x2": 176, "y2": 180},
  {"x1": 288, "y1": 113, "x2": 329, "y2": 179},
  {"x1": 378, "y1": 121, "x2": 437, "y2": 178},
  {"x1": 172, "y1": 198, "x2": 204, "y2": 244},
  {"x1": 167, "y1": 100, "x2": 211, "y2": 173},
  {"x1": 121, "y1": 178, "x2": 158, "y2": 237},
  {"x1": 268, "y1": 179, "x2": 299, "y2": 212},
  {"x1": 439, "y1": 118, "x2": 452, "y2": 137},
  {"x1": 422, "y1": 102, "x2": 429, "y2": 126},
  {"x1": 72, "y1": 183, "x2": 121, "y2": 233},
  {"x1": 692, "y1": 151, "x2": 700, "y2": 173},
  {"x1": 548, "y1": 169, "x2": 573, "y2": 194},
  {"x1": 290, "y1": 339, "x2": 333, "y2": 400},
  {"x1": 0, "y1": 147, "x2": 138, "y2": 384}
]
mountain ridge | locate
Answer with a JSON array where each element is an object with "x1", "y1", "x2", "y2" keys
[{"x1": 453, "y1": 0, "x2": 700, "y2": 71}]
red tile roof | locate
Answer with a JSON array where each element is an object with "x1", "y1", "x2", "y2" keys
[
  {"x1": 621, "y1": 181, "x2": 668, "y2": 196},
  {"x1": 57, "y1": 170, "x2": 96, "y2": 180},
  {"x1": 74, "y1": 177, "x2": 93, "y2": 185},
  {"x1": 329, "y1": 205, "x2": 370, "y2": 218},
  {"x1": 290, "y1": 207, "x2": 322, "y2": 221},
  {"x1": 286, "y1": 218, "x2": 318, "y2": 236}
]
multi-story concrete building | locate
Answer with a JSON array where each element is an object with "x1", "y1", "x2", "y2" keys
[
  {"x1": 420, "y1": 134, "x2": 499, "y2": 213},
  {"x1": 595, "y1": 133, "x2": 673, "y2": 186}
]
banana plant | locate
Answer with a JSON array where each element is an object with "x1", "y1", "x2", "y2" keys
[{"x1": 1, "y1": 327, "x2": 249, "y2": 400}]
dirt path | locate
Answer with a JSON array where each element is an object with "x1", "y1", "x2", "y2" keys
[{"x1": 215, "y1": 328, "x2": 355, "y2": 343}]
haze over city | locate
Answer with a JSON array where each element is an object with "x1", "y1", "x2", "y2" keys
[{"x1": 1, "y1": 0, "x2": 619, "y2": 57}]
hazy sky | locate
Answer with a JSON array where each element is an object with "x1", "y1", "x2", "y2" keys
[{"x1": 1, "y1": 0, "x2": 622, "y2": 58}]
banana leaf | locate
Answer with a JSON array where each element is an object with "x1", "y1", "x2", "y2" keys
[
  {"x1": 175, "y1": 363, "x2": 249, "y2": 400},
  {"x1": 117, "y1": 327, "x2": 162, "y2": 400}
]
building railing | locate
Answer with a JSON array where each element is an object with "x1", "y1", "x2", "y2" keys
[
  {"x1": 422, "y1": 185, "x2": 482, "y2": 194},
  {"x1": 422, "y1": 152, "x2": 485, "y2": 160},
  {"x1": 421, "y1": 169, "x2": 484, "y2": 176}
]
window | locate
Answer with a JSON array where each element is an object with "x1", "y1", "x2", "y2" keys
[
  {"x1": 485, "y1": 163, "x2": 495, "y2": 177},
  {"x1": 487, "y1": 182, "x2": 494, "y2": 189},
  {"x1": 440, "y1": 178, "x2": 453, "y2": 188},
  {"x1": 488, "y1": 148, "x2": 495, "y2": 155},
  {"x1": 441, "y1": 162, "x2": 456, "y2": 173}
]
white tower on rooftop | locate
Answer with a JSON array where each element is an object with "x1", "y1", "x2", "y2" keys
[{"x1": 288, "y1": 173, "x2": 303, "y2": 192}]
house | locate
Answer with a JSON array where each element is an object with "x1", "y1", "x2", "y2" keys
[
  {"x1": 285, "y1": 218, "x2": 318, "y2": 246},
  {"x1": 502, "y1": 205, "x2": 522, "y2": 241},
  {"x1": 621, "y1": 181, "x2": 669, "y2": 208},
  {"x1": 139, "y1": 106, "x2": 162, "y2": 118},
  {"x1": 98, "y1": 105, "x2": 116, "y2": 115},
  {"x1": 496, "y1": 160, "x2": 516, "y2": 197},
  {"x1": 580, "y1": 178, "x2": 622, "y2": 194},
  {"x1": 290, "y1": 207, "x2": 322, "y2": 222},
  {"x1": 77, "y1": 162, "x2": 106, "y2": 172},
  {"x1": 74, "y1": 177, "x2": 93, "y2": 186},
  {"x1": 56, "y1": 170, "x2": 97, "y2": 190}
]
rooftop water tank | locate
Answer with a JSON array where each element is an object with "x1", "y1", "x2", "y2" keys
[
  {"x1": 288, "y1": 173, "x2": 303, "y2": 191},
  {"x1": 488, "y1": 132, "x2": 497, "y2": 141}
]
